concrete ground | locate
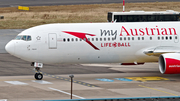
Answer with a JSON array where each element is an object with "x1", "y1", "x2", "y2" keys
[{"x1": 0, "y1": 54, "x2": 180, "y2": 101}]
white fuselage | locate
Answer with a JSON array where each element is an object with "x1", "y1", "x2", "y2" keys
[{"x1": 5, "y1": 22, "x2": 179, "y2": 64}]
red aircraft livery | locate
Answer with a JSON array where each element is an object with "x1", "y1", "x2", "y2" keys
[
  {"x1": 120, "y1": 26, "x2": 177, "y2": 36},
  {"x1": 5, "y1": 22, "x2": 180, "y2": 81}
]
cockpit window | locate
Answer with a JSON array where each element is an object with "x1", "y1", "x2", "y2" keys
[
  {"x1": 27, "y1": 36, "x2": 31, "y2": 41},
  {"x1": 15, "y1": 35, "x2": 22, "y2": 40},
  {"x1": 14, "y1": 35, "x2": 32, "y2": 41},
  {"x1": 22, "y1": 36, "x2": 27, "y2": 40}
]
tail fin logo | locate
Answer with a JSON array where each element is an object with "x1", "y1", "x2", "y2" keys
[{"x1": 62, "y1": 31, "x2": 99, "y2": 50}]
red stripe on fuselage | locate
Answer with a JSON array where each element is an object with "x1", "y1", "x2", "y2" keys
[{"x1": 62, "y1": 31, "x2": 99, "y2": 50}]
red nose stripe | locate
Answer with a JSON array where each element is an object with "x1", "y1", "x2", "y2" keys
[{"x1": 62, "y1": 31, "x2": 99, "y2": 50}]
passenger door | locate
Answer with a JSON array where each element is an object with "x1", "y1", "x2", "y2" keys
[
  {"x1": 48, "y1": 33, "x2": 57, "y2": 49},
  {"x1": 174, "y1": 35, "x2": 179, "y2": 43}
]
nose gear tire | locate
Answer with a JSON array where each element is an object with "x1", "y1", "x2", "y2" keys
[{"x1": 34, "y1": 73, "x2": 43, "y2": 80}]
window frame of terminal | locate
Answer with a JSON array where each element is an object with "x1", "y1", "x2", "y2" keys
[
  {"x1": 108, "y1": 11, "x2": 180, "y2": 22},
  {"x1": 14, "y1": 35, "x2": 32, "y2": 41},
  {"x1": 112, "y1": 14, "x2": 180, "y2": 22}
]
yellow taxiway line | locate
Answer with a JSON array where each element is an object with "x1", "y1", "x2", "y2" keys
[
  {"x1": 139, "y1": 85, "x2": 178, "y2": 96},
  {"x1": 125, "y1": 76, "x2": 169, "y2": 82}
]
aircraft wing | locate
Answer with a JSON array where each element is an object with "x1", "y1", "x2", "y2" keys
[{"x1": 144, "y1": 46, "x2": 180, "y2": 56}]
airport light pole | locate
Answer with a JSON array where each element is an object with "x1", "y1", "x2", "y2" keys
[
  {"x1": 123, "y1": 0, "x2": 125, "y2": 12},
  {"x1": 69, "y1": 74, "x2": 74, "y2": 99}
]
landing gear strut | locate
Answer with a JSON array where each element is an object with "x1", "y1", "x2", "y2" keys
[{"x1": 32, "y1": 62, "x2": 44, "y2": 80}]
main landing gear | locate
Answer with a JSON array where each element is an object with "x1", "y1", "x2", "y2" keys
[{"x1": 32, "y1": 62, "x2": 44, "y2": 80}]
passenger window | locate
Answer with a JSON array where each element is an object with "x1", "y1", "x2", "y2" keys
[
  {"x1": 158, "y1": 37, "x2": 160, "y2": 40},
  {"x1": 92, "y1": 38, "x2": 94, "y2": 41},
  {"x1": 96, "y1": 38, "x2": 98, "y2": 41},
  {"x1": 63, "y1": 38, "x2": 66, "y2": 42},
  {"x1": 128, "y1": 37, "x2": 130, "y2": 40},
  {"x1": 132, "y1": 37, "x2": 134, "y2": 40},
  {"x1": 166, "y1": 36, "x2": 168, "y2": 40},
  {"x1": 138, "y1": 37, "x2": 140, "y2": 40},
  {"x1": 170, "y1": 36, "x2": 172, "y2": 40},
  {"x1": 142, "y1": 37, "x2": 144, "y2": 40},
  {"x1": 120, "y1": 37, "x2": 122, "y2": 41},
  {"x1": 67, "y1": 38, "x2": 70, "y2": 42},
  {"x1": 76, "y1": 38, "x2": 78, "y2": 41},
  {"x1": 124, "y1": 37, "x2": 126, "y2": 40},
  {"x1": 150, "y1": 37, "x2": 152, "y2": 40},
  {"x1": 84, "y1": 38, "x2": 86, "y2": 41},
  {"x1": 108, "y1": 38, "x2": 110, "y2": 41},
  {"x1": 162, "y1": 37, "x2": 164, "y2": 40},
  {"x1": 71, "y1": 38, "x2": 74, "y2": 41},
  {"x1": 88, "y1": 38, "x2": 90, "y2": 41},
  {"x1": 100, "y1": 38, "x2": 102, "y2": 41},
  {"x1": 104, "y1": 38, "x2": 106, "y2": 41}
]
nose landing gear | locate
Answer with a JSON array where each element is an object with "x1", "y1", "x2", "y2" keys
[
  {"x1": 32, "y1": 62, "x2": 44, "y2": 80},
  {"x1": 34, "y1": 67, "x2": 43, "y2": 80}
]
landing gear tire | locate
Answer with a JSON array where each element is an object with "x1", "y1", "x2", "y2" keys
[{"x1": 34, "y1": 73, "x2": 43, "y2": 80}]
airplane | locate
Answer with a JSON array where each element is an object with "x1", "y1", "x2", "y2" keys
[{"x1": 5, "y1": 22, "x2": 180, "y2": 80}]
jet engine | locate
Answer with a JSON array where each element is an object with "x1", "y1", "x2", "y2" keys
[{"x1": 159, "y1": 53, "x2": 180, "y2": 74}]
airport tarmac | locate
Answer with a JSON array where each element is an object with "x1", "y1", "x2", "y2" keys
[{"x1": 1, "y1": 53, "x2": 180, "y2": 101}]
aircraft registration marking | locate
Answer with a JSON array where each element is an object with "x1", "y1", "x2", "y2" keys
[
  {"x1": 4, "y1": 81, "x2": 28, "y2": 85},
  {"x1": 125, "y1": 76, "x2": 169, "y2": 82}
]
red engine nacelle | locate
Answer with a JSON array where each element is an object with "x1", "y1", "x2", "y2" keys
[{"x1": 159, "y1": 53, "x2": 180, "y2": 74}]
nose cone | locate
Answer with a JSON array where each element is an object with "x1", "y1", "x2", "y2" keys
[{"x1": 5, "y1": 41, "x2": 15, "y2": 55}]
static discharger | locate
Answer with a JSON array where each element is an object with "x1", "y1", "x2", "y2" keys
[{"x1": 18, "y1": 6, "x2": 29, "y2": 11}]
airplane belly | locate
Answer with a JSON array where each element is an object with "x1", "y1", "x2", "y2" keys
[
  {"x1": 36, "y1": 40, "x2": 160, "y2": 64},
  {"x1": 54, "y1": 43, "x2": 154, "y2": 64}
]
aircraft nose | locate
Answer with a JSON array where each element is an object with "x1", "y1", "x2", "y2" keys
[{"x1": 5, "y1": 41, "x2": 15, "y2": 55}]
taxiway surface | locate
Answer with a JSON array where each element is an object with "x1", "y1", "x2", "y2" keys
[{"x1": 1, "y1": 54, "x2": 180, "y2": 101}]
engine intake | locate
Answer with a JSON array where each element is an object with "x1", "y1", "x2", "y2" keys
[{"x1": 159, "y1": 53, "x2": 180, "y2": 74}]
